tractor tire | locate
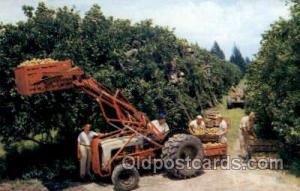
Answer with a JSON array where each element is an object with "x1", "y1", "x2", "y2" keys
[
  {"x1": 111, "y1": 164, "x2": 139, "y2": 191},
  {"x1": 161, "y1": 134, "x2": 204, "y2": 179}
]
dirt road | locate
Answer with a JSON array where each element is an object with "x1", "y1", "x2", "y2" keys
[
  {"x1": 63, "y1": 167, "x2": 300, "y2": 191},
  {"x1": 63, "y1": 170, "x2": 300, "y2": 191},
  {"x1": 64, "y1": 141, "x2": 300, "y2": 191}
]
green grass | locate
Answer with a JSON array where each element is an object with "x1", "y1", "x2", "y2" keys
[
  {"x1": 0, "y1": 141, "x2": 39, "y2": 160},
  {"x1": 212, "y1": 78, "x2": 247, "y2": 154},
  {"x1": 215, "y1": 97, "x2": 245, "y2": 154},
  {"x1": 0, "y1": 130, "x2": 58, "y2": 159},
  {"x1": 0, "y1": 138, "x2": 41, "y2": 160}
]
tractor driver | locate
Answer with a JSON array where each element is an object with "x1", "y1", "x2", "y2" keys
[
  {"x1": 77, "y1": 124, "x2": 100, "y2": 179},
  {"x1": 149, "y1": 113, "x2": 170, "y2": 140}
]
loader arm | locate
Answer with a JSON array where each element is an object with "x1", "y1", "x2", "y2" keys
[
  {"x1": 14, "y1": 60, "x2": 165, "y2": 142},
  {"x1": 72, "y1": 73, "x2": 149, "y2": 133}
]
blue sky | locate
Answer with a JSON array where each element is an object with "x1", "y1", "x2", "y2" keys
[{"x1": 0, "y1": 0, "x2": 290, "y2": 58}]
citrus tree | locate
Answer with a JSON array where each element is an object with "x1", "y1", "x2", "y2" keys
[
  {"x1": 247, "y1": 2, "x2": 300, "y2": 146},
  {"x1": 0, "y1": 3, "x2": 241, "y2": 144}
]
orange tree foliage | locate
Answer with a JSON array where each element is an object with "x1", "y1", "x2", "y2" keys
[{"x1": 0, "y1": 3, "x2": 241, "y2": 144}]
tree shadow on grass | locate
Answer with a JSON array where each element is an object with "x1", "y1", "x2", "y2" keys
[{"x1": 0, "y1": 142, "x2": 111, "y2": 190}]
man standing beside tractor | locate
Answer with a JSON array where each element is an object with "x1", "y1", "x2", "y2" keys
[{"x1": 77, "y1": 124, "x2": 101, "y2": 180}]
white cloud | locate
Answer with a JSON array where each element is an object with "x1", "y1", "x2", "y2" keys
[
  {"x1": 0, "y1": 0, "x2": 290, "y2": 58},
  {"x1": 99, "y1": 0, "x2": 290, "y2": 58}
]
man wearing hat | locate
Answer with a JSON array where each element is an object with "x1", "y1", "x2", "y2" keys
[
  {"x1": 77, "y1": 124, "x2": 100, "y2": 179},
  {"x1": 189, "y1": 115, "x2": 206, "y2": 131},
  {"x1": 216, "y1": 114, "x2": 228, "y2": 143},
  {"x1": 150, "y1": 113, "x2": 170, "y2": 136}
]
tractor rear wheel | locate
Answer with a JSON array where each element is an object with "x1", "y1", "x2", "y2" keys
[
  {"x1": 161, "y1": 134, "x2": 204, "y2": 178},
  {"x1": 111, "y1": 164, "x2": 139, "y2": 191}
]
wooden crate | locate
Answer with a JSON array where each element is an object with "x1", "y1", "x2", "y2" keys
[
  {"x1": 204, "y1": 143, "x2": 227, "y2": 157},
  {"x1": 244, "y1": 133, "x2": 281, "y2": 154},
  {"x1": 199, "y1": 134, "x2": 220, "y2": 143},
  {"x1": 15, "y1": 60, "x2": 74, "y2": 96},
  {"x1": 247, "y1": 139, "x2": 280, "y2": 153}
]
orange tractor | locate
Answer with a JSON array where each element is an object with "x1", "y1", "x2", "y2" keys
[{"x1": 14, "y1": 60, "x2": 226, "y2": 190}]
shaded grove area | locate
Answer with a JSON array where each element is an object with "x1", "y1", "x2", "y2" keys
[{"x1": 0, "y1": 2, "x2": 240, "y2": 186}]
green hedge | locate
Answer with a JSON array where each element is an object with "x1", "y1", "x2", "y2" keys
[{"x1": 246, "y1": 3, "x2": 300, "y2": 145}]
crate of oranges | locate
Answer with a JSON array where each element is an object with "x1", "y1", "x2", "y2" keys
[
  {"x1": 14, "y1": 59, "x2": 73, "y2": 96},
  {"x1": 191, "y1": 128, "x2": 224, "y2": 143}
]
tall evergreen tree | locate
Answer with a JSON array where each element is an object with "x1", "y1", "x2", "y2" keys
[
  {"x1": 245, "y1": 57, "x2": 251, "y2": 65},
  {"x1": 210, "y1": 41, "x2": 225, "y2": 60},
  {"x1": 230, "y1": 46, "x2": 246, "y2": 74}
]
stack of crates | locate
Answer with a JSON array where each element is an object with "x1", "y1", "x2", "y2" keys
[
  {"x1": 14, "y1": 60, "x2": 74, "y2": 96},
  {"x1": 202, "y1": 115, "x2": 229, "y2": 157}
]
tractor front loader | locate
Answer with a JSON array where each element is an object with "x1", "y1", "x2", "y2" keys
[{"x1": 14, "y1": 60, "x2": 204, "y2": 191}]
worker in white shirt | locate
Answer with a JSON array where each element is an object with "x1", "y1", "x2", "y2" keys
[
  {"x1": 150, "y1": 113, "x2": 170, "y2": 135},
  {"x1": 189, "y1": 115, "x2": 206, "y2": 133},
  {"x1": 77, "y1": 124, "x2": 99, "y2": 179},
  {"x1": 216, "y1": 114, "x2": 228, "y2": 130},
  {"x1": 216, "y1": 114, "x2": 228, "y2": 143},
  {"x1": 239, "y1": 112, "x2": 256, "y2": 159}
]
